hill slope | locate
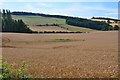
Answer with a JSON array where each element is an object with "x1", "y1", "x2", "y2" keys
[
  {"x1": 12, "y1": 15, "x2": 96, "y2": 32},
  {"x1": 12, "y1": 12, "x2": 119, "y2": 32},
  {"x1": 91, "y1": 17, "x2": 120, "y2": 27}
]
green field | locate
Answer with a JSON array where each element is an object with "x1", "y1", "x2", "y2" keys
[
  {"x1": 12, "y1": 15, "x2": 66, "y2": 26},
  {"x1": 62, "y1": 24, "x2": 96, "y2": 32},
  {"x1": 12, "y1": 15, "x2": 96, "y2": 32}
]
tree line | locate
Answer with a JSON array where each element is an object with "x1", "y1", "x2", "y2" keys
[
  {"x1": 92, "y1": 17, "x2": 120, "y2": 22},
  {"x1": 36, "y1": 23, "x2": 60, "y2": 26},
  {"x1": 66, "y1": 17, "x2": 117, "y2": 31},
  {"x1": 12, "y1": 12, "x2": 71, "y2": 19},
  {"x1": 2, "y1": 9, "x2": 32, "y2": 33}
]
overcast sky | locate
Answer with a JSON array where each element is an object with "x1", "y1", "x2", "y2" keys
[{"x1": 0, "y1": 0, "x2": 119, "y2": 19}]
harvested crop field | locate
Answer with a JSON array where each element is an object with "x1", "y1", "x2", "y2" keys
[
  {"x1": 2, "y1": 31, "x2": 118, "y2": 78},
  {"x1": 28, "y1": 26, "x2": 69, "y2": 32}
]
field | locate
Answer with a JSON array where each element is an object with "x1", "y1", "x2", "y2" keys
[
  {"x1": 12, "y1": 15, "x2": 96, "y2": 32},
  {"x1": 90, "y1": 19, "x2": 119, "y2": 27},
  {"x1": 2, "y1": 31, "x2": 118, "y2": 78},
  {"x1": 12, "y1": 15, "x2": 66, "y2": 26},
  {"x1": 28, "y1": 26, "x2": 69, "y2": 32}
]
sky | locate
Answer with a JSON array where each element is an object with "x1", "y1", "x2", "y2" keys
[{"x1": 0, "y1": 1, "x2": 119, "y2": 19}]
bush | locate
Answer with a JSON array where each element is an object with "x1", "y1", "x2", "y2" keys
[
  {"x1": 114, "y1": 25, "x2": 119, "y2": 30},
  {"x1": 32, "y1": 31, "x2": 39, "y2": 34},
  {"x1": 43, "y1": 31, "x2": 56, "y2": 33},
  {"x1": 1, "y1": 60, "x2": 31, "y2": 80}
]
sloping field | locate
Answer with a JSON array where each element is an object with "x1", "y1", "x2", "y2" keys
[
  {"x1": 12, "y1": 15, "x2": 96, "y2": 32},
  {"x1": 28, "y1": 26, "x2": 69, "y2": 32},
  {"x1": 12, "y1": 15, "x2": 66, "y2": 26},
  {"x1": 63, "y1": 25, "x2": 96, "y2": 32},
  {"x1": 2, "y1": 31, "x2": 118, "y2": 78}
]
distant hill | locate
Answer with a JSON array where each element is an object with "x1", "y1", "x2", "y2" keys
[
  {"x1": 12, "y1": 12, "x2": 96, "y2": 32},
  {"x1": 12, "y1": 11, "x2": 119, "y2": 31},
  {"x1": 12, "y1": 12, "x2": 120, "y2": 21}
]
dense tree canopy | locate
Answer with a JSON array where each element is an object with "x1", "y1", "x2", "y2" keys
[
  {"x1": 2, "y1": 9, "x2": 32, "y2": 33},
  {"x1": 66, "y1": 17, "x2": 113, "y2": 31}
]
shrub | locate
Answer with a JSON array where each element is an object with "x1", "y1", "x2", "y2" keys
[
  {"x1": 114, "y1": 25, "x2": 119, "y2": 30},
  {"x1": 1, "y1": 60, "x2": 31, "y2": 80}
]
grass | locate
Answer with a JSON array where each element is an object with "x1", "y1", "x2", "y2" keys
[
  {"x1": 45, "y1": 39, "x2": 80, "y2": 42},
  {"x1": 4, "y1": 39, "x2": 79, "y2": 44},
  {"x1": 12, "y1": 15, "x2": 96, "y2": 32},
  {"x1": 62, "y1": 24, "x2": 96, "y2": 32},
  {"x1": 0, "y1": 59, "x2": 2, "y2": 68},
  {"x1": 0, "y1": 58, "x2": 2, "y2": 78},
  {"x1": 12, "y1": 15, "x2": 66, "y2": 26}
]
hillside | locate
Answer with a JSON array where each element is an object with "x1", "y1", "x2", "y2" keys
[
  {"x1": 12, "y1": 11, "x2": 120, "y2": 32},
  {"x1": 12, "y1": 15, "x2": 96, "y2": 32},
  {"x1": 12, "y1": 15, "x2": 66, "y2": 26}
]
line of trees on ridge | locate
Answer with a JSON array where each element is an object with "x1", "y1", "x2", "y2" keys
[{"x1": 66, "y1": 17, "x2": 115, "y2": 31}]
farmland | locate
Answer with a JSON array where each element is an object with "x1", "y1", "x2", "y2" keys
[
  {"x1": 2, "y1": 31, "x2": 118, "y2": 78},
  {"x1": 28, "y1": 26, "x2": 69, "y2": 32},
  {"x1": 12, "y1": 15, "x2": 66, "y2": 26},
  {"x1": 12, "y1": 15, "x2": 96, "y2": 33}
]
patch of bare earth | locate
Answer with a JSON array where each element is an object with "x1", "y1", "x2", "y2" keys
[{"x1": 2, "y1": 31, "x2": 118, "y2": 78}]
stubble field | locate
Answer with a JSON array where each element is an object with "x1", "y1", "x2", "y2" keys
[
  {"x1": 28, "y1": 26, "x2": 69, "y2": 32},
  {"x1": 2, "y1": 31, "x2": 118, "y2": 78}
]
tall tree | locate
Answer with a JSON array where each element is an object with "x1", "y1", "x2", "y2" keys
[
  {"x1": 2, "y1": 9, "x2": 32, "y2": 33},
  {"x1": 107, "y1": 20, "x2": 110, "y2": 23}
]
